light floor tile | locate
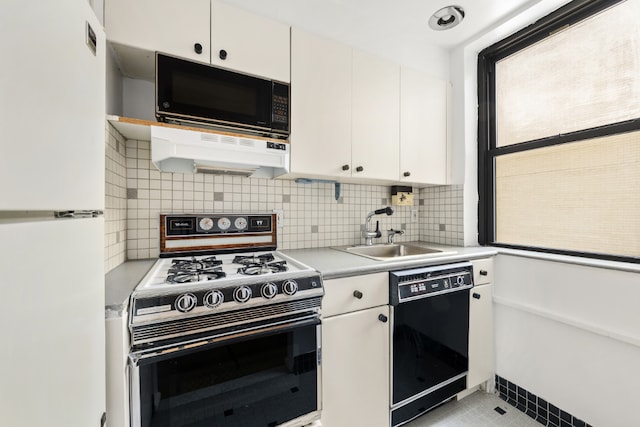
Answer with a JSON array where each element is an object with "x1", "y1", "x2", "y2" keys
[{"x1": 404, "y1": 391, "x2": 541, "y2": 427}]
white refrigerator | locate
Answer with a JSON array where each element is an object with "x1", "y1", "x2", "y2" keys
[{"x1": 0, "y1": 1, "x2": 107, "y2": 426}]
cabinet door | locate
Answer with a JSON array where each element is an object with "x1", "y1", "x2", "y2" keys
[
  {"x1": 322, "y1": 306, "x2": 390, "y2": 427},
  {"x1": 0, "y1": 0, "x2": 105, "y2": 210},
  {"x1": 400, "y1": 67, "x2": 448, "y2": 184},
  {"x1": 352, "y1": 50, "x2": 400, "y2": 181},
  {"x1": 290, "y1": 28, "x2": 352, "y2": 178},
  {"x1": 105, "y1": 0, "x2": 210, "y2": 63},
  {"x1": 211, "y1": 0, "x2": 290, "y2": 82},
  {"x1": 467, "y1": 284, "x2": 494, "y2": 389}
]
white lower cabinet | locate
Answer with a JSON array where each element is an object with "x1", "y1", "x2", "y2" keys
[
  {"x1": 322, "y1": 306, "x2": 390, "y2": 427},
  {"x1": 467, "y1": 259, "x2": 495, "y2": 390},
  {"x1": 321, "y1": 273, "x2": 390, "y2": 427}
]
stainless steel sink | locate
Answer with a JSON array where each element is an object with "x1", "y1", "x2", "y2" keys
[{"x1": 332, "y1": 244, "x2": 455, "y2": 261}]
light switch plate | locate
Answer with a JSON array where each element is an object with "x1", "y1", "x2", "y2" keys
[{"x1": 273, "y1": 209, "x2": 284, "y2": 227}]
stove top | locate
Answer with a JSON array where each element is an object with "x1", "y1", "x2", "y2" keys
[
  {"x1": 129, "y1": 213, "x2": 323, "y2": 345},
  {"x1": 136, "y1": 250, "x2": 313, "y2": 292}
]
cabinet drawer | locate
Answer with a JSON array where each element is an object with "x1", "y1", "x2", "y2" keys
[
  {"x1": 472, "y1": 258, "x2": 493, "y2": 285},
  {"x1": 322, "y1": 273, "x2": 388, "y2": 317}
]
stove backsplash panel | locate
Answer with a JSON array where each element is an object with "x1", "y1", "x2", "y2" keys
[{"x1": 103, "y1": 124, "x2": 464, "y2": 269}]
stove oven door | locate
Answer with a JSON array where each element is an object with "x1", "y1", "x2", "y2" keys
[{"x1": 129, "y1": 318, "x2": 321, "y2": 427}]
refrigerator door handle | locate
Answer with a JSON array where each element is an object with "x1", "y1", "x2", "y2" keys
[{"x1": 54, "y1": 210, "x2": 104, "y2": 218}]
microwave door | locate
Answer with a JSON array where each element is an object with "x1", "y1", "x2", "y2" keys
[{"x1": 156, "y1": 53, "x2": 272, "y2": 132}]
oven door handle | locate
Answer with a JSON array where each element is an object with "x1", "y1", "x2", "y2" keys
[{"x1": 129, "y1": 315, "x2": 320, "y2": 367}]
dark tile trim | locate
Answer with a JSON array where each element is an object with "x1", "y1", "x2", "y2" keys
[{"x1": 495, "y1": 375, "x2": 593, "y2": 427}]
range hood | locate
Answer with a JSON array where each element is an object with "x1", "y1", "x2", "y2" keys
[{"x1": 150, "y1": 126, "x2": 290, "y2": 178}]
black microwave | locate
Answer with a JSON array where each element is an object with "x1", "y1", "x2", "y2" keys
[{"x1": 156, "y1": 53, "x2": 289, "y2": 138}]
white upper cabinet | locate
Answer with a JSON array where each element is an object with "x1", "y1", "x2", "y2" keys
[
  {"x1": 290, "y1": 28, "x2": 352, "y2": 178},
  {"x1": 105, "y1": 0, "x2": 290, "y2": 81},
  {"x1": 211, "y1": 0, "x2": 290, "y2": 82},
  {"x1": 105, "y1": 0, "x2": 211, "y2": 63},
  {"x1": 352, "y1": 50, "x2": 400, "y2": 181},
  {"x1": 400, "y1": 67, "x2": 449, "y2": 185},
  {"x1": 291, "y1": 28, "x2": 402, "y2": 182},
  {"x1": 0, "y1": 0, "x2": 105, "y2": 210},
  {"x1": 291, "y1": 28, "x2": 449, "y2": 185}
]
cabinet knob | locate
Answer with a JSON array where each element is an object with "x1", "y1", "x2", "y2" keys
[
  {"x1": 355, "y1": 166, "x2": 364, "y2": 172},
  {"x1": 403, "y1": 171, "x2": 411, "y2": 177},
  {"x1": 194, "y1": 43, "x2": 203, "y2": 54},
  {"x1": 378, "y1": 314, "x2": 388, "y2": 323},
  {"x1": 479, "y1": 270, "x2": 488, "y2": 276},
  {"x1": 342, "y1": 164, "x2": 350, "y2": 171},
  {"x1": 219, "y1": 49, "x2": 228, "y2": 60},
  {"x1": 353, "y1": 290, "x2": 363, "y2": 299},
  {"x1": 472, "y1": 293, "x2": 481, "y2": 299}
]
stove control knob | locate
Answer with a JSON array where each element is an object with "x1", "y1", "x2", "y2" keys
[
  {"x1": 282, "y1": 280, "x2": 298, "y2": 296},
  {"x1": 234, "y1": 286, "x2": 253, "y2": 303},
  {"x1": 175, "y1": 293, "x2": 197, "y2": 313},
  {"x1": 204, "y1": 290, "x2": 224, "y2": 308},
  {"x1": 261, "y1": 282, "x2": 278, "y2": 299}
]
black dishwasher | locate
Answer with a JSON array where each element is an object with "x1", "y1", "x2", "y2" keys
[{"x1": 389, "y1": 262, "x2": 474, "y2": 426}]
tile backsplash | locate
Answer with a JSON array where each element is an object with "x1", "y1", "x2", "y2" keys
[
  {"x1": 104, "y1": 123, "x2": 465, "y2": 270},
  {"x1": 420, "y1": 185, "x2": 464, "y2": 245},
  {"x1": 104, "y1": 124, "x2": 127, "y2": 272}
]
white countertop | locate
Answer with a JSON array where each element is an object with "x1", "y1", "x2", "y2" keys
[
  {"x1": 282, "y1": 242, "x2": 497, "y2": 280},
  {"x1": 104, "y1": 243, "x2": 497, "y2": 315}
]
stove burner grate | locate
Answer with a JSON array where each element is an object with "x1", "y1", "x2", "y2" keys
[
  {"x1": 167, "y1": 268, "x2": 226, "y2": 284},
  {"x1": 238, "y1": 261, "x2": 288, "y2": 275},
  {"x1": 171, "y1": 256, "x2": 222, "y2": 272},
  {"x1": 166, "y1": 256, "x2": 226, "y2": 284},
  {"x1": 233, "y1": 253, "x2": 276, "y2": 265}
]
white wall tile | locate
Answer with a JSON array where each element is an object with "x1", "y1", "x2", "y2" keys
[{"x1": 106, "y1": 132, "x2": 466, "y2": 266}]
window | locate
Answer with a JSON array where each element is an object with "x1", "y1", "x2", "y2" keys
[{"x1": 478, "y1": 0, "x2": 640, "y2": 262}]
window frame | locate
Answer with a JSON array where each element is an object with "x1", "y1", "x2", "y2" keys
[{"x1": 477, "y1": 0, "x2": 640, "y2": 263}]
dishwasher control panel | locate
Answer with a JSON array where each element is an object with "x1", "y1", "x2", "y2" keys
[{"x1": 390, "y1": 261, "x2": 474, "y2": 305}]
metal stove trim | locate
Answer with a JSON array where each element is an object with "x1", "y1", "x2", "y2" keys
[{"x1": 131, "y1": 296, "x2": 322, "y2": 347}]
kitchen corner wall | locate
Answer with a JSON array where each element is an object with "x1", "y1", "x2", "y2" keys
[
  {"x1": 104, "y1": 124, "x2": 127, "y2": 272},
  {"x1": 104, "y1": 123, "x2": 464, "y2": 271},
  {"x1": 419, "y1": 185, "x2": 464, "y2": 245}
]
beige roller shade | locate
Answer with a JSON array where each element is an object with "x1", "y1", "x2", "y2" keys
[
  {"x1": 496, "y1": 0, "x2": 640, "y2": 147},
  {"x1": 495, "y1": 131, "x2": 640, "y2": 257}
]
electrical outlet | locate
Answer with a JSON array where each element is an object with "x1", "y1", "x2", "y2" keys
[
  {"x1": 273, "y1": 209, "x2": 284, "y2": 227},
  {"x1": 410, "y1": 208, "x2": 419, "y2": 223}
]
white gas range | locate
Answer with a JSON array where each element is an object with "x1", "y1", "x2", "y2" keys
[{"x1": 128, "y1": 213, "x2": 324, "y2": 427}]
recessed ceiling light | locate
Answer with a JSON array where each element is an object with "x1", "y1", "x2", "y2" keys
[{"x1": 429, "y1": 5, "x2": 465, "y2": 31}]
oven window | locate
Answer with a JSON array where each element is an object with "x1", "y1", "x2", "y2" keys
[
  {"x1": 172, "y1": 70, "x2": 258, "y2": 117},
  {"x1": 137, "y1": 324, "x2": 318, "y2": 427}
]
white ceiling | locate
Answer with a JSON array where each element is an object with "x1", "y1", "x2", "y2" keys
[{"x1": 221, "y1": 0, "x2": 540, "y2": 51}]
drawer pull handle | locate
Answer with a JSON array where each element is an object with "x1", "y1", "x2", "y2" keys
[
  {"x1": 378, "y1": 314, "x2": 388, "y2": 323},
  {"x1": 353, "y1": 290, "x2": 363, "y2": 299},
  {"x1": 472, "y1": 293, "x2": 481, "y2": 299},
  {"x1": 479, "y1": 270, "x2": 488, "y2": 276}
]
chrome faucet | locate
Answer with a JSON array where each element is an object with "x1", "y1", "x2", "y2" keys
[
  {"x1": 387, "y1": 228, "x2": 404, "y2": 244},
  {"x1": 362, "y1": 207, "x2": 393, "y2": 245}
]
